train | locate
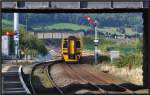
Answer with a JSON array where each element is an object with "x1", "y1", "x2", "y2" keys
[{"x1": 61, "y1": 36, "x2": 82, "y2": 63}]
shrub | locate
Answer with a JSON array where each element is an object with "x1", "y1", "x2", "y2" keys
[
  {"x1": 97, "y1": 55, "x2": 110, "y2": 63},
  {"x1": 83, "y1": 36, "x2": 94, "y2": 50},
  {"x1": 111, "y1": 53, "x2": 142, "y2": 67}
]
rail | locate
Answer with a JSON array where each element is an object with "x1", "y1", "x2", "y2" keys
[
  {"x1": 66, "y1": 64, "x2": 106, "y2": 94},
  {"x1": 29, "y1": 59, "x2": 144, "y2": 94},
  {"x1": 19, "y1": 65, "x2": 31, "y2": 94},
  {"x1": 66, "y1": 64, "x2": 136, "y2": 94},
  {"x1": 47, "y1": 63, "x2": 64, "y2": 95},
  {"x1": 81, "y1": 66, "x2": 135, "y2": 94}
]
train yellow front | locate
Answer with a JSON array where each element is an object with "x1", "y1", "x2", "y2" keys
[{"x1": 61, "y1": 36, "x2": 82, "y2": 63}]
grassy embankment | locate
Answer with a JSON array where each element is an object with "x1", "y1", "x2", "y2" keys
[
  {"x1": 82, "y1": 26, "x2": 143, "y2": 85},
  {"x1": 32, "y1": 23, "x2": 91, "y2": 31},
  {"x1": 83, "y1": 36, "x2": 143, "y2": 67},
  {"x1": 83, "y1": 36, "x2": 143, "y2": 85},
  {"x1": 32, "y1": 67, "x2": 54, "y2": 88},
  {"x1": 32, "y1": 23, "x2": 140, "y2": 35}
]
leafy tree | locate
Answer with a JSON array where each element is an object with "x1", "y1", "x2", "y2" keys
[{"x1": 2, "y1": 27, "x2": 48, "y2": 56}]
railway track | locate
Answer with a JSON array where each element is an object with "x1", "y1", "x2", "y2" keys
[
  {"x1": 29, "y1": 60, "x2": 147, "y2": 95},
  {"x1": 81, "y1": 64, "x2": 147, "y2": 94},
  {"x1": 62, "y1": 63, "x2": 136, "y2": 95},
  {"x1": 47, "y1": 63, "x2": 64, "y2": 95},
  {"x1": 75, "y1": 64, "x2": 135, "y2": 94},
  {"x1": 2, "y1": 59, "x2": 147, "y2": 95},
  {"x1": 63, "y1": 63, "x2": 106, "y2": 94},
  {"x1": 2, "y1": 65, "x2": 31, "y2": 95}
]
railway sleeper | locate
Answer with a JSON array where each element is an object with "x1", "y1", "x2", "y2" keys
[
  {"x1": 88, "y1": 83, "x2": 106, "y2": 94},
  {"x1": 96, "y1": 83, "x2": 135, "y2": 94},
  {"x1": 60, "y1": 83, "x2": 103, "y2": 93},
  {"x1": 119, "y1": 83, "x2": 144, "y2": 91}
]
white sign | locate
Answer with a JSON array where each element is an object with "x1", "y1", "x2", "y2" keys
[
  {"x1": 2, "y1": 35, "x2": 9, "y2": 56},
  {"x1": 94, "y1": 39, "x2": 99, "y2": 43},
  {"x1": 14, "y1": 35, "x2": 19, "y2": 41},
  {"x1": 110, "y1": 51, "x2": 120, "y2": 61}
]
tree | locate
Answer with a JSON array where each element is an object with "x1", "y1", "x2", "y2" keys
[{"x1": 2, "y1": 27, "x2": 48, "y2": 57}]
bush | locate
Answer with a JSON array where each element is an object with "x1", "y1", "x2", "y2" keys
[
  {"x1": 2, "y1": 27, "x2": 48, "y2": 56},
  {"x1": 111, "y1": 53, "x2": 142, "y2": 67},
  {"x1": 97, "y1": 55, "x2": 110, "y2": 63},
  {"x1": 83, "y1": 36, "x2": 94, "y2": 50}
]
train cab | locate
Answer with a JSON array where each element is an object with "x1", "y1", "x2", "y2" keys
[{"x1": 61, "y1": 36, "x2": 82, "y2": 63}]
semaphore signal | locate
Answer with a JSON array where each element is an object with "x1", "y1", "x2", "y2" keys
[{"x1": 84, "y1": 16, "x2": 99, "y2": 64}]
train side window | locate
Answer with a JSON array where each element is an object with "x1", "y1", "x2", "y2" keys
[
  {"x1": 76, "y1": 41, "x2": 80, "y2": 48},
  {"x1": 63, "y1": 41, "x2": 68, "y2": 48}
]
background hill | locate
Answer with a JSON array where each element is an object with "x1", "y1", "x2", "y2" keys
[{"x1": 2, "y1": 13, "x2": 143, "y2": 33}]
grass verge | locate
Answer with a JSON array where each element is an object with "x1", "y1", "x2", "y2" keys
[{"x1": 32, "y1": 66, "x2": 54, "y2": 88}]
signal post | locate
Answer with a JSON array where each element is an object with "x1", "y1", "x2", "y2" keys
[{"x1": 94, "y1": 20, "x2": 99, "y2": 64}]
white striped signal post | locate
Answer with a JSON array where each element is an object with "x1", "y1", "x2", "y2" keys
[
  {"x1": 85, "y1": 16, "x2": 99, "y2": 64},
  {"x1": 94, "y1": 20, "x2": 99, "y2": 64},
  {"x1": 14, "y1": 3, "x2": 20, "y2": 59}
]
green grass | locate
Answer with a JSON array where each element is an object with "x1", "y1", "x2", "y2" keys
[
  {"x1": 83, "y1": 36, "x2": 94, "y2": 50},
  {"x1": 111, "y1": 53, "x2": 142, "y2": 67},
  {"x1": 2, "y1": 19, "x2": 14, "y2": 26},
  {"x1": 97, "y1": 55, "x2": 110, "y2": 63},
  {"x1": 97, "y1": 27, "x2": 136, "y2": 36},
  {"x1": 97, "y1": 27, "x2": 121, "y2": 35},
  {"x1": 83, "y1": 36, "x2": 143, "y2": 67},
  {"x1": 96, "y1": 52, "x2": 142, "y2": 67},
  {"x1": 98, "y1": 38, "x2": 115, "y2": 52},
  {"x1": 111, "y1": 40, "x2": 142, "y2": 53},
  {"x1": 33, "y1": 23, "x2": 91, "y2": 31},
  {"x1": 33, "y1": 67, "x2": 53, "y2": 88},
  {"x1": 83, "y1": 36, "x2": 142, "y2": 53},
  {"x1": 2, "y1": 19, "x2": 24, "y2": 28},
  {"x1": 125, "y1": 28, "x2": 136, "y2": 35},
  {"x1": 32, "y1": 23, "x2": 136, "y2": 36},
  {"x1": 2, "y1": 20, "x2": 137, "y2": 36}
]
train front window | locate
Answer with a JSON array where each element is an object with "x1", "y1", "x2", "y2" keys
[
  {"x1": 63, "y1": 41, "x2": 68, "y2": 48},
  {"x1": 76, "y1": 41, "x2": 80, "y2": 48}
]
